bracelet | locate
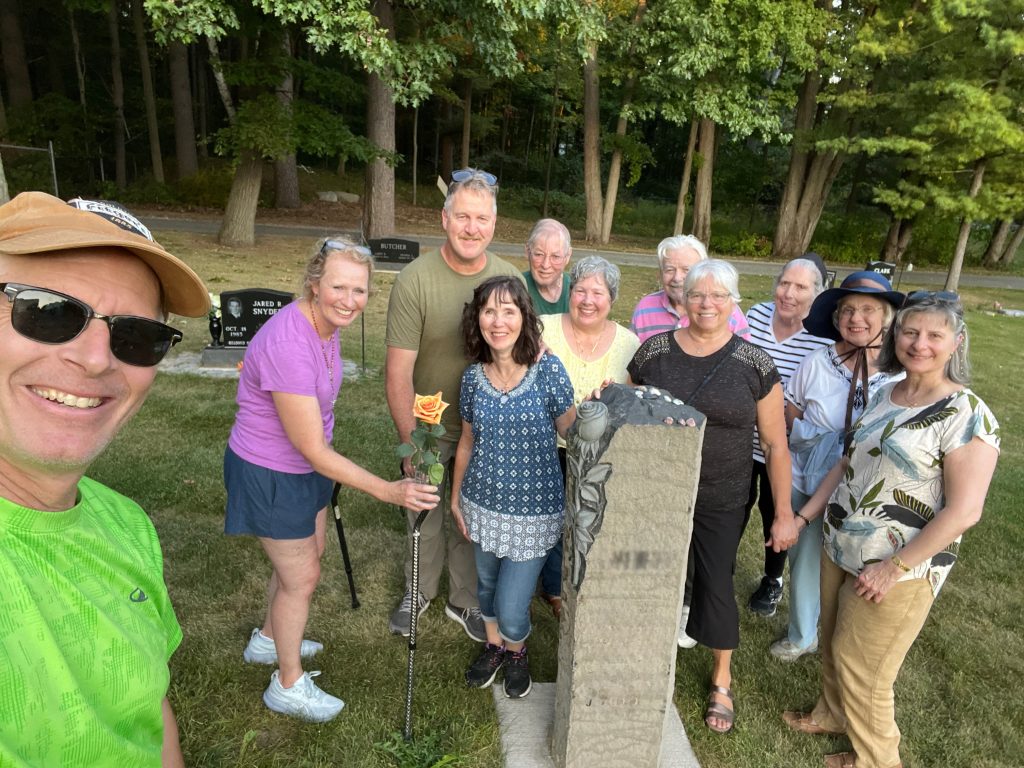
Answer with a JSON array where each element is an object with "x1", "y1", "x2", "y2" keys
[
  {"x1": 795, "y1": 512, "x2": 809, "y2": 527},
  {"x1": 891, "y1": 555, "x2": 912, "y2": 573}
]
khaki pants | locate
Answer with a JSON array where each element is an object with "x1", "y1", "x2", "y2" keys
[
  {"x1": 812, "y1": 552, "x2": 934, "y2": 768},
  {"x1": 402, "y1": 439, "x2": 478, "y2": 608}
]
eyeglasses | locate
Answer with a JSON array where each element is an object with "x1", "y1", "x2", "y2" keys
[
  {"x1": 1, "y1": 282, "x2": 182, "y2": 367},
  {"x1": 685, "y1": 291, "x2": 731, "y2": 305},
  {"x1": 451, "y1": 168, "x2": 498, "y2": 186},
  {"x1": 529, "y1": 249, "x2": 568, "y2": 264},
  {"x1": 837, "y1": 304, "x2": 882, "y2": 319}
]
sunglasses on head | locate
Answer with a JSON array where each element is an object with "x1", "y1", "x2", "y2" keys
[
  {"x1": 320, "y1": 240, "x2": 372, "y2": 258},
  {"x1": 451, "y1": 168, "x2": 498, "y2": 186},
  {"x1": 2, "y1": 283, "x2": 182, "y2": 367},
  {"x1": 907, "y1": 290, "x2": 959, "y2": 303}
]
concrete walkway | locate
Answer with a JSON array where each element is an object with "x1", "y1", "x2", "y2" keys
[
  {"x1": 139, "y1": 214, "x2": 1024, "y2": 291},
  {"x1": 491, "y1": 683, "x2": 700, "y2": 768}
]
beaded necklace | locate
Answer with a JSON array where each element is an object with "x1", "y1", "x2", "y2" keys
[{"x1": 309, "y1": 300, "x2": 337, "y2": 392}]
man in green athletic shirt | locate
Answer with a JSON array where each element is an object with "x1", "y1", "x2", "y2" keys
[{"x1": 0, "y1": 193, "x2": 209, "y2": 766}]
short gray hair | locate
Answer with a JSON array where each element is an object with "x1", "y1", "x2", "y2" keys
[
  {"x1": 443, "y1": 169, "x2": 498, "y2": 216},
  {"x1": 877, "y1": 296, "x2": 971, "y2": 384},
  {"x1": 683, "y1": 259, "x2": 740, "y2": 300},
  {"x1": 775, "y1": 258, "x2": 824, "y2": 297},
  {"x1": 527, "y1": 218, "x2": 571, "y2": 255},
  {"x1": 569, "y1": 256, "x2": 621, "y2": 303},
  {"x1": 656, "y1": 235, "x2": 708, "y2": 267}
]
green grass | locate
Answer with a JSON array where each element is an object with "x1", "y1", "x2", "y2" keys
[{"x1": 85, "y1": 230, "x2": 1024, "y2": 767}]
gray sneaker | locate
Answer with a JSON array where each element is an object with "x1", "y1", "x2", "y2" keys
[
  {"x1": 445, "y1": 601, "x2": 486, "y2": 643},
  {"x1": 262, "y1": 670, "x2": 344, "y2": 722},
  {"x1": 389, "y1": 590, "x2": 430, "y2": 636},
  {"x1": 770, "y1": 637, "x2": 819, "y2": 662},
  {"x1": 243, "y1": 628, "x2": 324, "y2": 664}
]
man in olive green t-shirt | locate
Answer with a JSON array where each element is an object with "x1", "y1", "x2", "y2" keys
[{"x1": 385, "y1": 169, "x2": 522, "y2": 641}]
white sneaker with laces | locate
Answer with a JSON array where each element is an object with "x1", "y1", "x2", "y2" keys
[
  {"x1": 677, "y1": 605, "x2": 697, "y2": 649},
  {"x1": 243, "y1": 628, "x2": 324, "y2": 664},
  {"x1": 262, "y1": 670, "x2": 345, "y2": 722},
  {"x1": 770, "y1": 637, "x2": 819, "y2": 662}
]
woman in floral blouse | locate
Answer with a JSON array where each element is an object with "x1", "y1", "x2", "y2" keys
[{"x1": 781, "y1": 292, "x2": 1000, "y2": 768}]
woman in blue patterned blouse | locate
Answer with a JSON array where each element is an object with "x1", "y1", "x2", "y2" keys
[{"x1": 451, "y1": 276, "x2": 576, "y2": 699}]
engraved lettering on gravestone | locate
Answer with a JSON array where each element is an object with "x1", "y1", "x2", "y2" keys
[
  {"x1": 565, "y1": 384, "x2": 704, "y2": 591},
  {"x1": 369, "y1": 238, "x2": 420, "y2": 266},
  {"x1": 220, "y1": 289, "x2": 292, "y2": 347}
]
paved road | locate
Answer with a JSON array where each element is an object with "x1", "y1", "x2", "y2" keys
[{"x1": 141, "y1": 214, "x2": 1024, "y2": 291}]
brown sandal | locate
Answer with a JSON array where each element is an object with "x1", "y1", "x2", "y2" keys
[
  {"x1": 824, "y1": 752, "x2": 856, "y2": 768},
  {"x1": 783, "y1": 710, "x2": 845, "y2": 735},
  {"x1": 704, "y1": 685, "x2": 735, "y2": 734}
]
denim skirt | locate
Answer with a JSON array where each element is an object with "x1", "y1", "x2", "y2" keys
[{"x1": 224, "y1": 445, "x2": 333, "y2": 540}]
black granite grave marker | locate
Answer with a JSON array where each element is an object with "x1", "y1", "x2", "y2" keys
[{"x1": 220, "y1": 288, "x2": 293, "y2": 348}]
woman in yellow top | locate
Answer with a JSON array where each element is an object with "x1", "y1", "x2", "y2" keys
[{"x1": 537, "y1": 255, "x2": 640, "y2": 615}]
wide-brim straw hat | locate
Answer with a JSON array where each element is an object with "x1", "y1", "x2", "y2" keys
[
  {"x1": 0, "y1": 191, "x2": 209, "y2": 317},
  {"x1": 803, "y1": 270, "x2": 905, "y2": 341}
]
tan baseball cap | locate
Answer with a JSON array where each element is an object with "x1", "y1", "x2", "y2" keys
[{"x1": 0, "y1": 191, "x2": 210, "y2": 317}]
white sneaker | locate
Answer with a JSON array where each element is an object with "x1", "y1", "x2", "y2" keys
[
  {"x1": 243, "y1": 628, "x2": 324, "y2": 664},
  {"x1": 263, "y1": 670, "x2": 345, "y2": 722},
  {"x1": 677, "y1": 605, "x2": 697, "y2": 649},
  {"x1": 770, "y1": 637, "x2": 819, "y2": 662}
]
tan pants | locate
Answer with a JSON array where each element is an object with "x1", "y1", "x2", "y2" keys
[
  {"x1": 402, "y1": 439, "x2": 478, "y2": 608},
  {"x1": 812, "y1": 552, "x2": 934, "y2": 768}
]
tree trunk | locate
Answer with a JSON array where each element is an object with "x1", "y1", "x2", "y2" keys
[
  {"x1": 460, "y1": 79, "x2": 471, "y2": 169},
  {"x1": 881, "y1": 217, "x2": 914, "y2": 263},
  {"x1": 844, "y1": 154, "x2": 868, "y2": 213},
  {"x1": 0, "y1": 150, "x2": 10, "y2": 203},
  {"x1": 997, "y1": 221, "x2": 1024, "y2": 266},
  {"x1": 411, "y1": 105, "x2": 419, "y2": 206},
  {"x1": 673, "y1": 118, "x2": 699, "y2": 235},
  {"x1": 132, "y1": 0, "x2": 164, "y2": 182},
  {"x1": 945, "y1": 159, "x2": 986, "y2": 292},
  {"x1": 168, "y1": 41, "x2": 198, "y2": 178},
  {"x1": 218, "y1": 150, "x2": 263, "y2": 247},
  {"x1": 982, "y1": 219, "x2": 1011, "y2": 267},
  {"x1": 363, "y1": 0, "x2": 396, "y2": 240},
  {"x1": 691, "y1": 118, "x2": 716, "y2": 245},
  {"x1": 206, "y1": 36, "x2": 236, "y2": 122},
  {"x1": 772, "y1": 70, "x2": 847, "y2": 261},
  {"x1": 108, "y1": 0, "x2": 126, "y2": 189},
  {"x1": 274, "y1": 32, "x2": 300, "y2": 209},
  {"x1": 69, "y1": 9, "x2": 86, "y2": 109},
  {"x1": 195, "y1": 43, "x2": 209, "y2": 158},
  {"x1": 582, "y1": 39, "x2": 602, "y2": 242},
  {"x1": 0, "y1": 0, "x2": 32, "y2": 108},
  {"x1": 542, "y1": 80, "x2": 560, "y2": 218},
  {"x1": 440, "y1": 99, "x2": 454, "y2": 182}
]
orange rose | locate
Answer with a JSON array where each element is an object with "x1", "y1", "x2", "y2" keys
[{"x1": 413, "y1": 391, "x2": 449, "y2": 425}]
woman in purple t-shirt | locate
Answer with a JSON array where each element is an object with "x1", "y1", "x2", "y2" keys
[{"x1": 224, "y1": 237, "x2": 438, "y2": 723}]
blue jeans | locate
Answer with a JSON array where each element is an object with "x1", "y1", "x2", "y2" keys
[
  {"x1": 474, "y1": 543, "x2": 547, "y2": 643},
  {"x1": 786, "y1": 488, "x2": 823, "y2": 649},
  {"x1": 539, "y1": 538, "x2": 562, "y2": 597}
]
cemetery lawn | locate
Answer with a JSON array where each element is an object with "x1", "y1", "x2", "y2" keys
[{"x1": 89, "y1": 230, "x2": 1024, "y2": 767}]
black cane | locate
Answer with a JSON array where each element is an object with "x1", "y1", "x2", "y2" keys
[
  {"x1": 402, "y1": 508, "x2": 430, "y2": 741},
  {"x1": 331, "y1": 483, "x2": 360, "y2": 609}
]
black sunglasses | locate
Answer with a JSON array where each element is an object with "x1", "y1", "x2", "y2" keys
[
  {"x1": 1, "y1": 282, "x2": 182, "y2": 367},
  {"x1": 451, "y1": 168, "x2": 498, "y2": 186}
]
